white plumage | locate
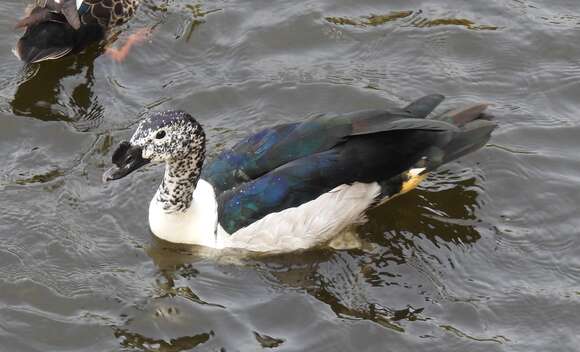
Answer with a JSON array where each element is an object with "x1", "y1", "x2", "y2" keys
[
  {"x1": 222, "y1": 182, "x2": 381, "y2": 253},
  {"x1": 150, "y1": 179, "x2": 381, "y2": 253}
]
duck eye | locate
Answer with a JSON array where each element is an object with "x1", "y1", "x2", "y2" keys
[{"x1": 155, "y1": 130, "x2": 166, "y2": 139}]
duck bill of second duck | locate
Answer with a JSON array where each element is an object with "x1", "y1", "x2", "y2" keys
[{"x1": 104, "y1": 95, "x2": 496, "y2": 254}]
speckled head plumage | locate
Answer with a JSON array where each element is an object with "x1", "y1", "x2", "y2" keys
[
  {"x1": 131, "y1": 111, "x2": 206, "y2": 163},
  {"x1": 104, "y1": 111, "x2": 206, "y2": 182}
]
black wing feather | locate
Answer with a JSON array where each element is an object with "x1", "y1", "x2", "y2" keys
[{"x1": 206, "y1": 95, "x2": 495, "y2": 233}]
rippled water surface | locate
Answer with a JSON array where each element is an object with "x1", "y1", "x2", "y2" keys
[{"x1": 1, "y1": 0, "x2": 580, "y2": 351}]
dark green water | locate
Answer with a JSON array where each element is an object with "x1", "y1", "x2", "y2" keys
[{"x1": 1, "y1": 0, "x2": 580, "y2": 351}]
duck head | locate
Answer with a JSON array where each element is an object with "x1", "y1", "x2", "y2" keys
[{"x1": 104, "y1": 111, "x2": 206, "y2": 182}]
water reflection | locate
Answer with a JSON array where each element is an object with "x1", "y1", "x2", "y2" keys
[
  {"x1": 114, "y1": 328, "x2": 212, "y2": 351},
  {"x1": 11, "y1": 47, "x2": 104, "y2": 132},
  {"x1": 365, "y1": 173, "x2": 483, "y2": 248},
  {"x1": 325, "y1": 9, "x2": 498, "y2": 30}
]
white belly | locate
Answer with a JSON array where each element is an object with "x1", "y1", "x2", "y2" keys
[{"x1": 149, "y1": 180, "x2": 381, "y2": 253}]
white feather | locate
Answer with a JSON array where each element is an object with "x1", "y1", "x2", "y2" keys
[
  {"x1": 409, "y1": 167, "x2": 426, "y2": 177},
  {"x1": 223, "y1": 182, "x2": 381, "y2": 253},
  {"x1": 149, "y1": 179, "x2": 228, "y2": 248},
  {"x1": 149, "y1": 180, "x2": 381, "y2": 253}
]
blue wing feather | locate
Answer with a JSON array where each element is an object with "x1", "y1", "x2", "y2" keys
[
  {"x1": 202, "y1": 95, "x2": 494, "y2": 233},
  {"x1": 203, "y1": 109, "x2": 425, "y2": 193},
  {"x1": 202, "y1": 122, "x2": 300, "y2": 192},
  {"x1": 217, "y1": 149, "x2": 342, "y2": 233},
  {"x1": 216, "y1": 127, "x2": 447, "y2": 233}
]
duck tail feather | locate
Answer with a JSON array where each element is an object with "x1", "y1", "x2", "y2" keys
[
  {"x1": 16, "y1": 40, "x2": 73, "y2": 63},
  {"x1": 16, "y1": 21, "x2": 76, "y2": 63},
  {"x1": 439, "y1": 120, "x2": 496, "y2": 165},
  {"x1": 403, "y1": 94, "x2": 445, "y2": 118},
  {"x1": 432, "y1": 103, "x2": 490, "y2": 127}
]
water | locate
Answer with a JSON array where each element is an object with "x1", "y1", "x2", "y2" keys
[{"x1": 1, "y1": 0, "x2": 579, "y2": 351}]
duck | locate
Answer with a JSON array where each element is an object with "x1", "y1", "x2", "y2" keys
[
  {"x1": 15, "y1": 0, "x2": 140, "y2": 63},
  {"x1": 103, "y1": 94, "x2": 496, "y2": 253}
]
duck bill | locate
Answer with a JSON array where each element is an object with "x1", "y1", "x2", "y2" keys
[{"x1": 103, "y1": 141, "x2": 151, "y2": 182}]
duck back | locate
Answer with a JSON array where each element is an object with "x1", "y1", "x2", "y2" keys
[{"x1": 16, "y1": 13, "x2": 104, "y2": 63}]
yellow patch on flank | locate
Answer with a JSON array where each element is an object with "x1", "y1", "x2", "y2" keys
[
  {"x1": 400, "y1": 170, "x2": 428, "y2": 195},
  {"x1": 379, "y1": 168, "x2": 428, "y2": 206}
]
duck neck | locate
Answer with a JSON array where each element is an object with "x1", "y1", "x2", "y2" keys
[{"x1": 156, "y1": 152, "x2": 205, "y2": 213}]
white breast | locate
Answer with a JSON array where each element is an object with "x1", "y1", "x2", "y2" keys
[{"x1": 149, "y1": 179, "x2": 228, "y2": 248}]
